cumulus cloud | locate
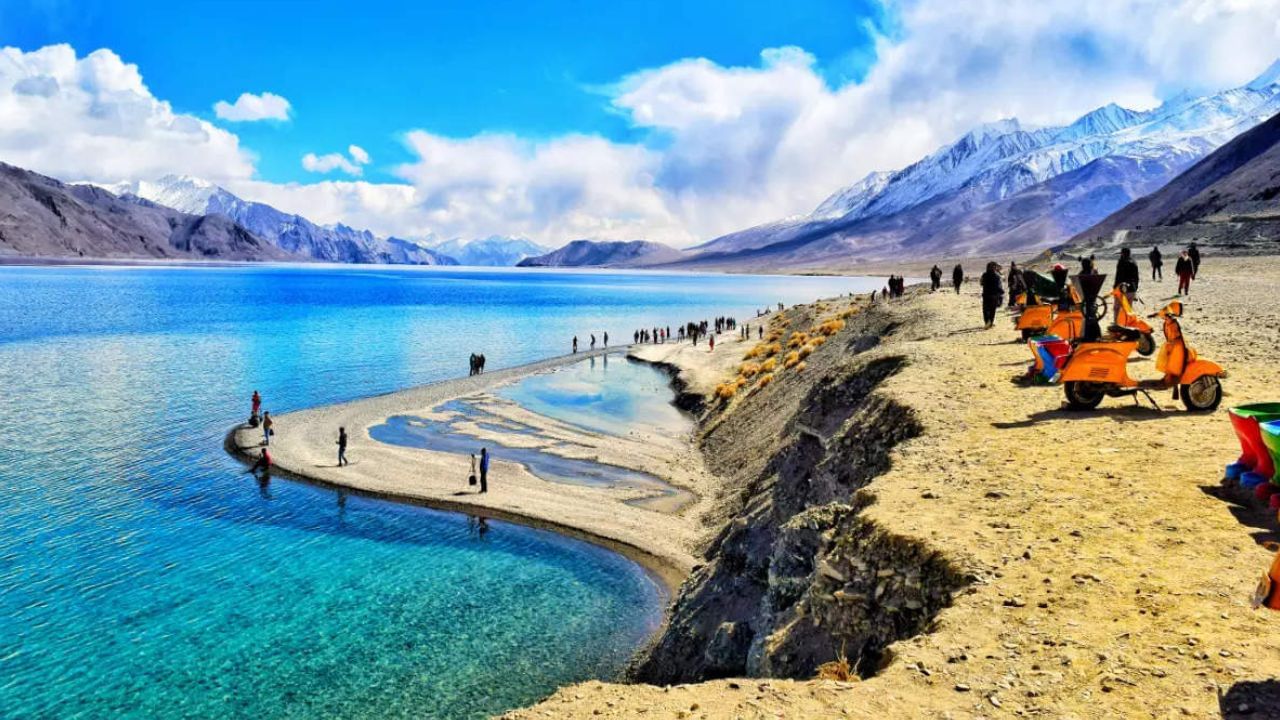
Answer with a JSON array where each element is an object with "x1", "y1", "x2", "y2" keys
[
  {"x1": 301, "y1": 144, "x2": 371, "y2": 176},
  {"x1": 0, "y1": 44, "x2": 254, "y2": 184},
  {"x1": 212, "y1": 91, "x2": 292, "y2": 122},
  {"x1": 4, "y1": 1, "x2": 1280, "y2": 247}
]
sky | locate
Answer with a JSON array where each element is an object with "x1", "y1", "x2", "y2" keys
[{"x1": 0, "y1": 0, "x2": 1278, "y2": 247}]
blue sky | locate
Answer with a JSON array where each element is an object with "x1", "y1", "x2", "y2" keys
[
  {"x1": 0, "y1": 0, "x2": 1276, "y2": 246},
  {"x1": 1, "y1": 0, "x2": 886, "y2": 185}
]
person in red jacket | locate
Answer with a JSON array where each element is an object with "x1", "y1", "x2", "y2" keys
[{"x1": 1175, "y1": 250, "x2": 1194, "y2": 295}]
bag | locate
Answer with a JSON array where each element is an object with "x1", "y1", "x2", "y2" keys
[
  {"x1": 268, "y1": 428, "x2": 275, "y2": 436},
  {"x1": 468, "y1": 474, "x2": 477, "y2": 486}
]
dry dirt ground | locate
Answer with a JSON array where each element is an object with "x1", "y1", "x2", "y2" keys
[{"x1": 508, "y1": 255, "x2": 1280, "y2": 719}]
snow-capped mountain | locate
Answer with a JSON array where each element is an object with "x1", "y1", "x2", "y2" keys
[
  {"x1": 428, "y1": 235, "x2": 551, "y2": 266},
  {"x1": 686, "y1": 59, "x2": 1280, "y2": 267},
  {"x1": 109, "y1": 176, "x2": 457, "y2": 266}
]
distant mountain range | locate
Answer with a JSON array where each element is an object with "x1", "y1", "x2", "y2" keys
[
  {"x1": 516, "y1": 239, "x2": 686, "y2": 268},
  {"x1": 428, "y1": 235, "x2": 551, "y2": 267},
  {"x1": 108, "y1": 176, "x2": 456, "y2": 266},
  {"x1": 673, "y1": 59, "x2": 1280, "y2": 270},
  {"x1": 1068, "y1": 106, "x2": 1280, "y2": 255},
  {"x1": 0, "y1": 162, "x2": 289, "y2": 262}
]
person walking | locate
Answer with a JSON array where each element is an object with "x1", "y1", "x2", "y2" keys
[
  {"x1": 929, "y1": 265, "x2": 942, "y2": 291},
  {"x1": 980, "y1": 262, "x2": 1004, "y2": 329},
  {"x1": 479, "y1": 448, "x2": 490, "y2": 493},
  {"x1": 1149, "y1": 246, "x2": 1163, "y2": 281},
  {"x1": 1187, "y1": 242, "x2": 1201, "y2": 279},
  {"x1": 336, "y1": 427, "x2": 348, "y2": 467},
  {"x1": 1114, "y1": 248, "x2": 1139, "y2": 291},
  {"x1": 1175, "y1": 250, "x2": 1194, "y2": 295},
  {"x1": 262, "y1": 411, "x2": 273, "y2": 446},
  {"x1": 952, "y1": 264, "x2": 964, "y2": 294}
]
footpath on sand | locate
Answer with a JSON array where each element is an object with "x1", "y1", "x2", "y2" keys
[
  {"x1": 508, "y1": 255, "x2": 1280, "y2": 719},
  {"x1": 228, "y1": 344, "x2": 746, "y2": 592}
]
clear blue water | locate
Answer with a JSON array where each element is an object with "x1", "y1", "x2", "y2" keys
[
  {"x1": 497, "y1": 354, "x2": 691, "y2": 438},
  {"x1": 0, "y1": 264, "x2": 881, "y2": 719}
]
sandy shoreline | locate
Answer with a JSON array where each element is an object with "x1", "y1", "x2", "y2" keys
[{"x1": 227, "y1": 345, "x2": 727, "y2": 592}]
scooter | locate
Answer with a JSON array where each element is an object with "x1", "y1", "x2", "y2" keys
[
  {"x1": 1058, "y1": 300, "x2": 1224, "y2": 411},
  {"x1": 1106, "y1": 284, "x2": 1156, "y2": 356}
]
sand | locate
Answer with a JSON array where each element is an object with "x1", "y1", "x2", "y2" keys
[
  {"x1": 507, "y1": 255, "x2": 1280, "y2": 719},
  {"x1": 229, "y1": 346, "x2": 718, "y2": 591}
]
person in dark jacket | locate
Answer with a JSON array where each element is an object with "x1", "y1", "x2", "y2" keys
[
  {"x1": 1175, "y1": 250, "x2": 1194, "y2": 295},
  {"x1": 952, "y1": 264, "x2": 964, "y2": 294},
  {"x1": 980, "y1": 262, "x2": 1004, "y2": 329},
  {"x1": 929, "y1": 265, "x2": 942, "y2": 291},
  {"x1": 479, "y1": 447, "x2": 490, "y2": 493},
  {"x1": 1006, "y1": 262, "x2": 1025, "y2": 307},
  {"x1": 1149, "y1": 246, "x2": 1163, "y2": 281},
  {"x1": 1114, "y1": 248, "x2": 1139, "y2": 292},
  {"x1": 1187, "y1": 242, "x2": 1201, "y2": 278}
]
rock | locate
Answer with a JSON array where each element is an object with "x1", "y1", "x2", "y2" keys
[{"x1": 955, "y1": 684, "x2": 971, "y2": 692}]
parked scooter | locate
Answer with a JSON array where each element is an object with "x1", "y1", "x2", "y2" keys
[
  {"x1": 1058, "y1": 299, "x2": 1224, "y2": 411},
  {"x1": 1106, "y1": 284, "x2": 1156, "y2": 356}
]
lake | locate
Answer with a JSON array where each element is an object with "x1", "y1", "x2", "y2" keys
[{"x1": 0, "y1": 263, "x2": 881, "y2": 718}]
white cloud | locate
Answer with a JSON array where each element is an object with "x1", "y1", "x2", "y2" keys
[
  {"x1": 213, "y1": 91, "x2": 291, "y2": 122},
  {"x1": 301, "y1": 144, "x2": 371, "y2": 176},
  {"x1": 0, "y1": 44, "x2": 254, "y2": 184},
  {"x1": 4, "y1": 2, "x2": 1280, "y2": 248}
]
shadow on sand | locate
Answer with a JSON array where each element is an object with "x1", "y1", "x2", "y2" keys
[
  {"x1": 1219, "y1": 679, "x2": 1280, "y2": 717},
  {"x1": 992, "y1": 405, "x2": 1168, "y2": 429},
  {"x1": 1199, "y1": 484, "x2": 1280, "y2": 549}
]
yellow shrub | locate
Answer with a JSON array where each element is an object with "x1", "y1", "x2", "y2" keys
[
  {"x1": 760, "y1": 357, "x2": 777, "y2": 373},
  {"x1": 784, "y1": 351, "x2": 801, "y2": 369},
  {"x1": 766, "y1": 342, "x2": 782, "y2": 356},
  {"x1": 809, "y1": 336, "x2": 826, "y2": 348},
  {"x1": 758, "y1": 372, "x2": 774, "y2": 387},
  {"x1": 739, "y1": 362, "x2": 760, "y2": 378},
  {"x1": 798, "y1": 345, "x2": 812, "y2": 359},
  {"x1": 817, "y1": 319, "x2": 846, "y2": 336},
  {"x1": 795, "y1": 361, "x2": 807, "y2": 372},
  {"x1": 786, "y1": 332, "x2": 810, "y2": 348},
  {"x1": 714, "y1": 382, "x2": 738, "y2": 399}
]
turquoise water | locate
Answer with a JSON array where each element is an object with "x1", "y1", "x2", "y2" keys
[
  {"x1": 0, "y1": 264, "x2": 880, "y2": 718},
  {"x1": 497, "y1": 354, "x2": 691, "y2": 438}
]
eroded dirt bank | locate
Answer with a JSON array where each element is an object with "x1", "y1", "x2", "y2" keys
[{"x1": 509, "y1": 255, "x2": 1280, "y2": 719}]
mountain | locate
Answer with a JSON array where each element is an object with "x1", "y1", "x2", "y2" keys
[
  {"x1": 1068, "y1": 109, "x2": 1280, "y2": 254},
  {"x1": 113, "y1": 176, "x2": 456, "y2": 266},
  {"x1": 684, "y1": 60, "x2": 1280, "y2": 269},
  {"x1": 429, "y1": 235, "x2": 550, "y2": 266},
  {"x1": 0, "y1": 162, "x2": 288, "y2": 262},
  {"x1": 516, "y1": 239, "x2": 686, "y2": 268}
]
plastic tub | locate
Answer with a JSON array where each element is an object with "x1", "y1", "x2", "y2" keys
[
  {"x1": 1227, "y1": 404, "x2": 1280, "y2": 481},
  {"x1": 1261, "y1": 420, "x2": 1280, "y2": 486}
]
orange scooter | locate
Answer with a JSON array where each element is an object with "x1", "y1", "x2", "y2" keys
[
  {"x1": 1058, "y1": 300, "x2": 1224, "y2": 411},
  {"x1": 1106, "y1": 285, "x2": 1156, "y2": 356}
]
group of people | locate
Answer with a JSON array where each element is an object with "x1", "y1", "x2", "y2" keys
[
  {"x1": 932, "y1": 264, "x2": 966, "y2": 294},
  {"x1": 571, "y1": 333, "x2": 611, "y2": 353},
  {"x1": 882, "y1": 275, "x2": 907, "y2": 299},
  {"x1": 468, "y1": 353, "x2": 487, "y2": 376}
]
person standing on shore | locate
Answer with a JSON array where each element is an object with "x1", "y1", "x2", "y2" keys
[
  {"x1": 709, "y1": 334, "x2": 715, "y2": 352},
  {"x1": 336, "y1": 427, "x2": 348, "y2": 467},
  {"x1": 1006, "y1": 262, "x2": 1024, "y2": 308},
  {"x1": 590, "y1": 334, "x2": 596, "y2": 350},
  {"x1": 251, "y1": 390, "x2": 261, "y2": 423},
  {"x1": 1176, "y1": 250, "x2": 1194, "y2": 295},
  {"x1": 479, "y1": 448, "x2": 490, "y2": 493},
  {"x1": 603, "y1": 331, "x2": 608, "y2": 348},
  {"x1": 262, "y1": 411, "x2": 273, "y2": 446},
  {"x1": 1114, "y1": 247, "x2": 1139, "y2": 294},
  {"x1": 572, "y1": 336, "x2": 578, "y2": 354},
  {"x1": 1188, "y1": 242, "x2": 1201, "y2": 278},
  {"x1": 929, "y1": 265, "x2": 942, "y2": 291},
  {"x1": 952, "y1": 264, "x2": 964, "y2": 294},
  {"x1": 980, "y1": 262, "x2": 1004, "y2": 329},
  {"x1": 1149, "y1": 246, "x2": 1163, "y2": 281}
]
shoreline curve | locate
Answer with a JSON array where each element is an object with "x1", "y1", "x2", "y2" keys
[{"x1": 224, "y1": 346, "x2": 707, "y2": 595}]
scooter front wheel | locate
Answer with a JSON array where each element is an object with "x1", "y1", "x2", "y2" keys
[
  {"x1": 1065, "y1": 381, "x2": 1106, "y2": 410},
  {"x1": 1182, "y1": 376, "x2": 1222, "y2": 412},
  {"x1": 1136, "y1": 333, "x2": 1156, "y2": 356}
]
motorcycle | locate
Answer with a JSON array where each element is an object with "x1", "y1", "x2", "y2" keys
[{"x1": 1058, "y1": 300, "x2": 1224, "y2": 412}]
